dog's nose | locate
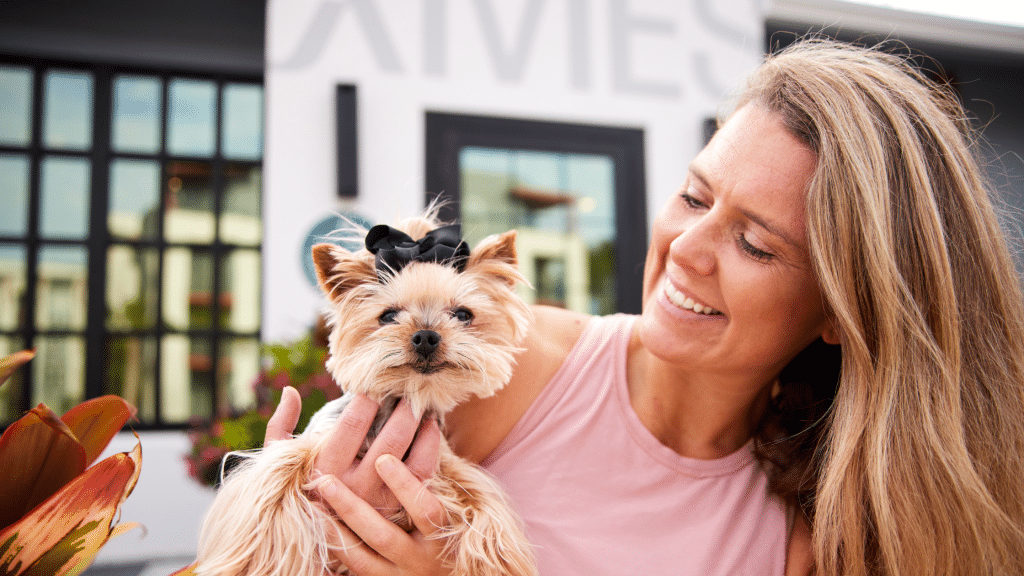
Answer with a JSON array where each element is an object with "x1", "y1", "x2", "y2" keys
[{"x1": 411, "y1": 330, "x2": 441, "y2": 358}]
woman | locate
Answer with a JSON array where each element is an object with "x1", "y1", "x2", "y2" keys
[{"x1": 267, "y1": 39, "x2": 1024, "y2": 575}]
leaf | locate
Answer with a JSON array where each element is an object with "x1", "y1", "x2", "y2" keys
[
  {"x1": 60, "y1": 396, "x2": 136, "y2": 466},
  {"x1": 0, "y1": 350, "x2": 34, "y2": 388},
  {"x1": 0, "y1": 442, "x2": 142, "y2": 576},
  {"x1": 0, "y1": 406, "x2": 87, "y2": 532}
]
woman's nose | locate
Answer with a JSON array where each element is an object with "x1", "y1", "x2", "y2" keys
[{"x1": 669, "y1": 218, "x2": 716, "y2": 276}]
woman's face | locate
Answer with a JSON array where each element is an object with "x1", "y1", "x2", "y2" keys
[{"x1": 638, "y1": 103, "x2": 834, "y2": 381}]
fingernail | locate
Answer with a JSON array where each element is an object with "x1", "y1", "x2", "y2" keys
[{"x1": 376, "y1": 454, "x2": 397, "y2": 474}]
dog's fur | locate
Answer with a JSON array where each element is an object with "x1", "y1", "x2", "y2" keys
[{"x1": 195, "y1": 213, "x2": 537, "y2": 576}]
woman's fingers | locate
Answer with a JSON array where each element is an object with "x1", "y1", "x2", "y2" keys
[
  {"x1": 403, "y1": 418, "x2": 442, "y2": 481},
  {"x1": 375, "y1": 454, "x2": 449, "y2": 537},
  {"x1": 318, "y1": 476, "x2": 411, "y2": 573},
  {"x1": 264, "y1": 386, "x2": 301, "y2": 443},
  {"x1": 316, "y1": 394, "x2": 381, "y2": 476},
  {"x1": 361, "y1": 398, "x2": 420, "y2": 469}
]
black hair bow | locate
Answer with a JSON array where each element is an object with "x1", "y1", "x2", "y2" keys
[{"x1": 364, "y1": 224, "x2": 470, "y2": 278}]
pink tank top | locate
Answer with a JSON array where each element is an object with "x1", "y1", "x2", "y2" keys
[{"x1": 481, "y1": 314, "x2": 789, "y2": 575}]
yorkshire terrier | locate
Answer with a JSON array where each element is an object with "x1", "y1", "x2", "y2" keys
[{"x1": 195, "y1": 212, "x2": 537, "y2": 576}]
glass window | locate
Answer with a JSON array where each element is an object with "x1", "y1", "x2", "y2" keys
[
  {"x1": 221, "y1": 164, "x2": 262, "y2": 245},
  {"x1": 222, "y1": 84, "x2": 264, "y2": 160},
  {"x1": 0, "y1": 244, "x2": 26, "y2": 331},
  {"x1": 106, "y1": 245, "x2": 159, "y2": 330},
  {"x1": 167, "y1": 79, "x2": 217, "y2": 157},
  {"x1": 35, "y1": 245, "x2": 88, "y2": 331},
  {"x1": 112, "y1": 75, "x2": 162, "y2": 154},
  {"x1": 109, "y1": 159, "x2": 161, "y2": 240},
  {"x1": 105, "y1": 336, "x2": 157, "y2": 423},
  {"x1": 32, "y1": 335, "x2": 86, "y2": 415},
  {"x1": 165, "y1": 160, "x2": 215, "y2": 243},
  {"x1": 40, "y1": 156, "x2": 91, "y2": 239},
  {"x1": 160, "y1": 335, "x2": 213, "y2": 422},
  {"x1": 0, "y1": 67, "x2": 33, "y2": 147},
  {"x1": 222, "y1": 249, "x2": 260, "y2": 332},
  {"x1": 460, "y1": 147, "x2": 618, "y2": 314},
  {"x1": 43, "y1": 70, "x2": 93, "y2": 150},
  {"x1": 0, "y1": 154, "x2": 30, "y2": 236}
]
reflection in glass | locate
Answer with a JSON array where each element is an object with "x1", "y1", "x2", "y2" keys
[
  {"x1": 167, "y1": 79, "x2": 216, "y2": 157},
  {"x1": 36, "y1": 245, "x2": 88, "y2": 330},
  {"x1": 221, "y1": 165, "x2": 262, "y2": 245},
  {"x1": 165, "y1": 161, "x2": 215, "y2": 243},
  {"x1": 163, "y1": 248, "x2": 214, "y2": 330},
  {"x1": 107, "y1": 245, "x2": 158, "y2": 330},
  {"x1": 0, "y1": 154, "x2": 30, "y2": 236},
  {"x1": 0, "y1": 336, "x2": 25, "y2": 425},
  {"x1": 220, "y1": 337, "x2": 260, "y2": 413},
  {"x1": 112, "y1": 75, "x2": 162, "y2": 153},
  {"x1": 0, "y1": 245, "x2": 26, "y2": 330},
  {"x1": 160, "y1": 335, "x2": 213, "y2": 422},
  {"x1": 0, "y1": 67, "x2": 33, "y2": 147},
  {"x1": 109, "y1": 159, "x2": 161, "y2": 240},
  {"x1": 459, "y1": 147, "x2": 617, "y2": 314},
  {"x1": 105, "y1": 336, "x2": 157, "y2": 423},
  {"x1": 33, "y1": 335, "x2": 85, "y2": 415},
  {"x1": 40, "y1": 156, "x2": 91, "y2": 239},
  {"x1": 43, "y1": 71, "x2": 93, "y2": 150},
  {"x1": 222, "y1": 84, "x2": 263, "y2": 160},
  {"x1": 222, "y1": 249, "x2": 260, "y2": 332}
]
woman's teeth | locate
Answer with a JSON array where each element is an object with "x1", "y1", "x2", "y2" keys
[{"x1": 665, "y1": 282, "x2": 722, "y2": 316}]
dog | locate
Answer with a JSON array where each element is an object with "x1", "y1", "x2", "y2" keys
[{"x1": 195, "y1": 212, "x2": 537, "y2": 576}]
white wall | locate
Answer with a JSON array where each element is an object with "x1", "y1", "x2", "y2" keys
[{"x1": 263, "y1": 0, "x2": 770, "y2": 342}]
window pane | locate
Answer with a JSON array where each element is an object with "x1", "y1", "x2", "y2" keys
[
  {"x1": 107, "y1": 245, "x2": 158, "y2": 330},
  {"x1": 43, "y1": 70, "x2": 93, "y2": 150},
  {"x1": 0, "y1": 154, "x2": 30, "y2": 236},
  {"x1": 0, "y1": 336, "x2": 25, "y2": 425},
  {"x1": 163, "y1": 247, "x2": 214, "y2": 330},
  {"x1": 36, "y1": 245, "x2": 88, "y2": 331},
  {"x1": 221, "y1": 164, "x2": 262, "y2": 245},
  {"x1": 109, "y1": 159, "x2": 161, "y2": 240},
  {"x1": 32, "y1": 335, "x2": 86, "y2": 415},
  {"x1": 160, "y1": 335, "x2": 213, "y2": 422},
  {"x1": 112, "y1": 75, "x2": 162, "y2": 153},
  {"x1": 40, "y1": 156, "x2": 91, "y2": 239},
  {"x1": 167, "y1": 79, "x2": 216, "y2": 157},
  {"x1": 222, "y1": 84, "x2": 263, "y2": 160},
  {"x1": 460, "y1": 147, "x2": 618, "y2": 314},
  {"x1": 0, "y1": 245, "x2": 26, "y2": 330},
  {"x1": 0, "y1": 67, "x2": 33, "y2": 147},
  {"x1": 220, "y1": 337, "x2": 260, "y2": 413},
  {"x1": 105, "y1": 336, "x2": 157, "y2": 423},
  {"x1": 222, "y1": 249, "x2": 260, "y2": 333},
  {"x1": 165, "y1": 160, "x2": 214, "y2": 243}
]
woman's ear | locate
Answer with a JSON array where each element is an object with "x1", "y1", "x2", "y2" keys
[{"x1": 821, "y1": 321, "x2": 841, "y2": 346}]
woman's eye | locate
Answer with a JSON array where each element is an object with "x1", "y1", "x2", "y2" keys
[
  {"x1": 452, "y1": 308, "x2": 474, "y2": 323},
  {"x1": 379, "y1": 309, "x2": 399, "y2": 324},
  {"x1": 738, "y1": 235, "x2": 774, "y2": 263},
  {"x1": 680, "y1": 192, "x2": 706, "y2": 210}
]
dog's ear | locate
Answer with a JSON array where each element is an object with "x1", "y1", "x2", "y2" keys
[
  {"x1": 312, "y1": 243, "x2": 377, "y2": 302},
  {"x1": 466, "y1": 230, "x2": 523, "y2": 287}
]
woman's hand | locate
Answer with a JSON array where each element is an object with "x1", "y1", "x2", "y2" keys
[
  {"x1": 265, "y1": 386, "x2": 442, "y2": 519},
  {"x1": 317, "y1": 455, "x2": 452, "y2": 575}
]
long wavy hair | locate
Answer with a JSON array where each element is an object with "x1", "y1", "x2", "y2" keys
[{"x1": 746, "y1": 39, "x2": 1024, "y2": 575}]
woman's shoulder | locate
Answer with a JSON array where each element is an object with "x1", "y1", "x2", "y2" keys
[{"x1": 446, "y1": 305, "x2": 592, "y2": 462}]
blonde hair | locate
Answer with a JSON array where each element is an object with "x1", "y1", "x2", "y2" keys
[{"x1": 745, "y1": 39, "x2": 1024, "y2": 575}]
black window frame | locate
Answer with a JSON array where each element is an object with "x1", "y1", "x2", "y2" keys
[
  {"x1": 0, "y1": 54, "x2": 264, "y2": 429},
  {"x1": 425, "y1": 111, "x2": 648, "y2": 314}
]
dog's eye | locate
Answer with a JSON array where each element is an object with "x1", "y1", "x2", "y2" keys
[
  {"x1": 451, "y1": 308, "x2": 473, "y2": 323},
  {"x1": 379, "y1": 309, "x2": 400, "y2": 325}
]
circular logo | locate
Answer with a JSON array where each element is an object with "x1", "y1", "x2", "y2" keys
[{"x1": 301, "y1": 211, "x2": 376, "y2": 288}]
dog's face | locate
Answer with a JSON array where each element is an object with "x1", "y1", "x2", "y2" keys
[{"x1": 311, "y1": 226, "x2": 531, "y2": 417}]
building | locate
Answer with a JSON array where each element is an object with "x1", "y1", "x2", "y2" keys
[{"x1": 0, "y1": 1, "x2": 1021, "y2": 573}]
